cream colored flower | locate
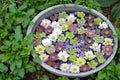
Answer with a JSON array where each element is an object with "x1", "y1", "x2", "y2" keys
[
  {"x1": 90, "y1": 42, "x2": 101, "y2": 52},
  {"x1": 42, "y1": 38, "x2": 52, "y2": 47},
  {"x1": 53, "y1": 28, "x2": 62, "y2": 36},
  {"x1": 58, "y1": 51, "x2": 69, "y2": 62},
  {"x1": 35, "y1": 45, "x2": 46, "y2": 54},
  {"x1": 67, "y1": 14, "x2": 76, "y2": 22},
  {"x1": 70, "y1": 65, "x2": 80, "y2": 73},
  {"x1": 84, "y1": 51, "x2": 96, "y2": 60},
  {"x1": 103, "y1": 38, "x2": 113, "y2": 46},
  {"x1": 60, "y1": 63, "x2": 70, "y2": 72},
  {"x1": 58, "y1": 18, "x2": 66, "y2": 25},
  {"x1": 99, "y1": 22, "x2": 108, "y2": 29},
  {"x1": 48, "y1": 33, "x2": 58, "y2": 42},
  {"x1": 40, "y1": 19, "x2": 51, "y2": 28},
  {"x1": 39, "y1": 54, "x2": 48, "y2": 62},
  {"x1": 51, "y1": 21, "x2": 60, "y2": 28}
]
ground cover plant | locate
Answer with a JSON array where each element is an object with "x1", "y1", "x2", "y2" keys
[{"x1": 0, "y1": 0, "x2": 120, "y2": 80}]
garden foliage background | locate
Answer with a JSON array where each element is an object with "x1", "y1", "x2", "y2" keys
[{"x1": 0, "y1": 0, "x2": 120, "y2": 80}]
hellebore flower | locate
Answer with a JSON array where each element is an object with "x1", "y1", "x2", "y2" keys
[
  {"x1": 101, "y1": 29, "x2": 113, "y2": 37},
  {"x1": 85, "y1": 28, "x2": 96, "y2": 38},
  {"x1": 42, "y1": 38, "x2": 52, "y2": 47},
  {"x1": 77, "y1": 27, "x2": 86, "y2": 34},
  {"x1": 103, "y1": 38, "x2": 113, "y2": 46},
  {"x1": 40, "y1": 19, "x2": 51, "y2": 28},
  {"x1": 53, "y1": 28, "x2": 62, "y2": 36},
  {"x1": 55, "y1": 44, "x2": 64, "y2": 52},
  {"x1": 44, "y1": 26, "x2": 53, "y2": 34},
  {"x1": 80, "y1": 64, "x2": 91, "y2": 72},
  {"x1": 48, "y1": 33, "x2": 58, "y2": 42},
  {"x1": 93, "y1": 35, "x2": 104, "y2": 43},
  {"x1": 90, "y1": 42, "x2": 101, "y2": 52},
  {"x1": 67, "y1": 14, "x2": 76, "y2": 23},
  {"x1": 49, "y1": 53, "x2": 58, "y2": 61},
  {"x1": 50, "y1": 13, "x2": 58, "y2": 21},
  {"x1": 39, "y1": 54, "x2": 49, "y2": 62},
  {"x1": 46, "y1": 45, "x2": 55, "y2": 54},
  {"x1": 60, "y1": 63, "x2": 70, "y2": 72},
  {"x1": 68, "y1": 24, "x2": 77, "y2": 32},
  {"x1": 58, "y1": 51, "x2": 69, "y2": 62},
  {"x1": 98, "y1": 22, "x2": 108, "y2": 29},
  {"x1": 102, "y1": 45, "x2": 113, "y2": 56},
  {"x1": 84, "y1": 50, "x2": 96, "y2": 60},
  {"x1": 34, "y1": 45, "x2": 46, "y2": 54},
  {"x1": 87, "y1": 60, "x2": 98, "y2": 69},
  {"x1": 58, "y1": 18, "x2": 66, "y2": 25},
  {"x1": 51, "y1": 21, "x2": 60, "y2": 28},
  {"x1": 70, "y1": 65, "x2": 80, "y2": 73},
  {"x1": 45, "y1": 58, "x2": 54, "y2": 66},
  {"x1": 76, "y1": 58, "x2": 86, "y2": 66}
]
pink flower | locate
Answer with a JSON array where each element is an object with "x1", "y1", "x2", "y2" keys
[
  {"x1": 44, "y1": 26, "x2": 53, "y2": 34},
  {"x1": 49, "y1": 53, "x2": 58, "y2": 61},
  {"x1": 55, "y1": 44, "x2": 64, "y2": 52},
  {"x1": 80, "y1": 64, "x2": 90, "y2": 72},
  {"x1": 68, "y1": 24, "x2": 77, "y2": 32},
  {"x1": 85, "y1": 28, "x2": 96, "y2": 38},
  {"x1": 102, "y1": 45, "x2": 113, "y2": 56},
  {"x1": 45, "y1": 58, "x2": 54, "y2": 66}
]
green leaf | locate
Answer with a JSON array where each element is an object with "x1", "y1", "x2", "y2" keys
[
  {"x1": 0, "y1": 19, "x2": 2, "y2": 26},
  {"x1": 74, "y1": 78, "x2": 80, "y2": 80},
  {"x1": 0, "y1": 63, "x2": 8, "y2": 72},
  {"x1": 33, "y1": 56, "x2": 41, "y2": 65},
  {"x1": 10, "y1": 62, "x2": 15, "y2": 72},
  {"x1": 97, "y1": 71, "x2": 106, "y2": 80},
  {"x1": 27, "y1": 9, "x2": 35, "y2": 16},
  {"x1": 18, "y1": 68, "x2": 24, "y2": 78},
  {"x1": 9, "y1": 4, "x2": 16, "y2": 13},
  {"x1": 41, "y1": 75, "x2": 49, "y2": 80},
  {"x1": 110, "y1": 3, "x2": 120, "y2": 22},
  {"x1": 96, "y1": 0, "x2": 118, "y2": 7},
  {"x1": 56, "y1": 76, "x2": 69, "y2": 80},
  {"x1": 15, "y1": 59, "x2": 22, "y2": 68}
]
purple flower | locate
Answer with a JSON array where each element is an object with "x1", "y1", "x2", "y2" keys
[
  {"x1": 85, "y1": 15, "x2": 94, "y2": 22},
  {"x1": 76, "y1": 34, "x2": 85, "y2": 40},
  {"x1": 52, "y1": 63, "x2": 59, "y2": 69},
  {"x1": 80, "y1": 64, "x2": 91, "y2": 72},
  {"x1": 101, "y1": 29, "x2": 113, "y2": 37},
  {"x1": 68, "y1": 24, "x2": 77, "y2": 32},
  {"x1": 85, "y1": 37, "x2": 93, "y2": 44},
  {"x1": 102, "y1": 45, "x2": 113, "y2": 56},
  {"x1": 81, "y1": 44, "x2": 89, "y2": 52},
  {"x1": 55, "y1": 44, "x2": 64, "y2": 52},
  {"x1": 50, "y1": 13, "x2": 58, "y2": 21},
  {"x1": 45, "y1": 58, "x2": 54, "y2": 66},
  {"x1": 44, "y1": 26, "x2": 53, "y2": 34},
  {"x1": 33, "y1": 38, "x2": 42, "y2": 46},
  {"x1": 36, "y1": 25, "x2": 45, "y2": 32},
  {"x1": 49, "y1": 53, "x2": 58, "y2": 61},
  {"x1": 85, "y1": 28, "x2": 96, "y2": 38}
]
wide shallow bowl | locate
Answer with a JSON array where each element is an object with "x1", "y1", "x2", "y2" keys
[{"x1": 27, "y1": 4, "x2": 118, "y2": 77}]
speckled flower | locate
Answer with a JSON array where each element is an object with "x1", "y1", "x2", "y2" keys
[
  {"x1": 51, "y1": 21, "x2": 60, "y2": 28},
  {"x1": 46, "y1": 45, "x2": 55, "y2": 54},
  {"x1": 42, "y1": 38, "x2": 52, "y2": 47},
  {"x1": 76, "y1": 58, "x2": 86, "y2": 66},
  {"x1": 78, "y1": 27, "x2": 86, "y2": 34},
  {"x1": 86, "y1": 28, "x2": 96, "y2": 38},
  {"x1": 68, "y1": 24, "x2": 77, "y2": 32},
  {"x1": 60, "y1": 63, "x2": 70, "y2": 72},
  {"x1": 102, "y1": 45, "x2": 113, "y2": 56},
  {"x1": 80, "y1": 64, "x2": 90, "y2": 72},
  {"x1": 90, "y1": 42, "x2": 101, "y2": 52},
  {"x1": 99, "y1": 22, "x2": 108, "y2": 29},
  {"x1": 40, "y1": 19, "x2": 51, "y2": 28},
  {"x1": 84, "y1": 50, "x2": 96, "y2": 60},
  {"x1": 67, "y1": 14, "x2": 76, "y2": 23},
  {"x1": 35, "y1": 45, "x2": 46, "y2": 54},
  {"x1": 49, "y1": 53, "x2": 58, "y2": 61},
  {"x1": 70, "y1": 65, "x2": 80, "y2": 73},
  {"x1": 58, "y1": 51, "x2": 69, "y2": 62},
  {"x1": 48, "y1": 33, "x2": 58, "y2": 42},
  {"x1": 44, "y1": 26, "x2": 53, "y2": 34},
  {"x1": 93, "y1": 35, "x2": 104, "y2": 43},
  {"x1": 53, "y1": 28, "x2": 62, "y2": 36},
  {"x1": 103, "y1": 38, "x2": 113, "y2": 46},
  {"x1": 39, "y1": 54, "x2": 49, "y2": 62},
  {"x1": 101, "y1": 29, "x2": 113, "y2": 37},
  {"x1": 58, "y1": 18, "x2": 66, "y2": 25}
]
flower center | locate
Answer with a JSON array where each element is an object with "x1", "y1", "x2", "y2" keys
[
  {"x1": 106, "y1": 48, "x2": 110, "y2": 52},
  {"x1": 88, "y1": 31, "x2": 93, "y2": 35},
  {"x1": 89, "y1": 23, "x2": 93, "y2": 27},
  {"x1": 105, "y1": 31, "x2": 109, "y2": 35}
]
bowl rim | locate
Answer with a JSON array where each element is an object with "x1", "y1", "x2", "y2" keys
[{"x1": 27, "y1": 4, "x2": 118, "y2": 77}]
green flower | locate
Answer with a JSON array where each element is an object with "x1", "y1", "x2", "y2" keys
[
  {"x1": 77, "y1": 18, "x2": 86, "y2": 25},
  {"x1": 94, "y1": 17, "x2": 102, "y2": 24},
  {"x1": 57, "y1": 34, "x2": 67, "y2": 42},
  {"x1": 95, "y1": 52, "x2": 106, "y2": 63},
  {"x1": 70, "y1": 37, "x2": 79, "y2": 45},
  {"x1": 77, "y1": 12, "x2": 85, "y2": 18},
  {"x1": 68, "y1": 48, "x2": 76, "y2": 55},
  {"x1": 34, "y1": 32, "x2": 46, "y2": 38},
  {"x1": 62, "y1": 24, "x2": 68, "y2": 31},
  {"x1": 76, "y1": 58, "x2": 86, "y2": 66},
  {"x1": 78, "y1": 27, "x2": 86, "y2": 34},
  {"x1": 35, "y1": 45, "x2": 46, "y2": 54},
  {"x1": 66, "y1": 32, "x2": 74, "y2": 39},
  {"x1": 93, "y1": 35, "x2": 104, "y2": 43},
  {"x1": 69, "y1": 55, "x2": 77, "y2": 62},
  {"x1": 87, "y1": 60, "x2": 98, "y2": 69},
  {"x1": 59, "y1": 11, "x2": 68, "y2": 18}
]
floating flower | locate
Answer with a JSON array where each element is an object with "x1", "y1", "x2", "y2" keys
[
  {"x1": 85, "y1": 21, "x2": 96, "y2": 28},
  {"x1": 49, "y1": 53, "x2": 58, "y2": 61},
  {"x1": 58, "y1": 51, "x2": 69, "y2": 62},
  {"x1": 76, "y1": 34, "x2": 85, "y2": 40},
  {"x1": 58, "y1": 18, "x2": 66, "y2": 25},
  {"x1": 45, "y1": 58, "x2": 54, "y2": 66},
  {"x1": 102, "y1": 45, "x2": 113, "y2": 56},
  {"x1": 84, "y1": 50, "x2": 96, "y2": 60},
  {"x1": 76, "y1": 58, "x2": 86, "y2": 66},
  {"x1": 78, "y1": 27, "x2": 86, "y2": 34},
  {"x1": 101, "y1": 29, "x2": 113, "y2": 37},
  {"x1": 33, "y1": 38, "x2": 42, "y2": 46},
  {"x1": 48, "y1": 33, "x2": 58, "y2": 42},
  {"x1": 40, "y1": 19, "x2": 51, "y2": 28},
  {"x1": 52, "y1": 63, "x2": 59, "y2": 69},
  {"x1": 95, "y1": 52, "x2": 106, "y2": 63},
  {"x1": 57, "y1": 34, "x2": 67, "y2": 42},
  {"x1": 35, "y1": 45, "x2": 46, "y2": 54},
  {"x1": 39, "y1": 54, "x2": 49, "y2": 62},
  {"x1": 87, "y1": 60, "x2": 98, "y2": 69},
  {"x1": 80, "y1": 64, "x2": 90, "y2": 72},
  {"x1": 51, "y1": 21, "x2": 60, "y2": 28},
  {"x1": 93, "y1": 35, "x2": 104, "y2": 43},
  {"x1": 68, "y1": 24, "x2": 77, "y2": 32},
  {"x1": 42, "y1": 38, "x2": 52, "y2": 47},
  {"x1": 70, "y1": 65, "x2": 80, "y2": 73},
  {"x1": 85, "y1": 28, "x2": 96, "y2": 38},
  {"x1": 77, "y1": 12, "x2": 85, "y2": 18},
  {"x1": 53, "y1": 28, "x2": 62, "y2": 36},
  {"x1": 50, "y1": 13, "x2": 58, "y2": 21},
  {"x1": 59, "y1": 11, "x2": 68, "y2": 18},
  {"x1": 34, "y1": 32, "x2": 46, "y2": 38},
  {"x1": 77, "y1": 18, "x2": 86, "y2": 25},
  {"x1": 55, "y1": 44, "x2": 64, "y2": 52},
  {"x1": 94, "y1": 17, "x2": 102, "y2": 24},
  {"x1": 46, "y1": 45, "x2": 55, "y2": 54},
  {"x1": 67, "y1": 14, "x2": 76, "y2": 23},
  {"x1": 85, "y1": 37, "x2": 93, "y2": 44},
  {"x1": 81, "y1": 44, "x2": 89, "y2": 52},
  {"x1": 68, "y1": 48, "x2": 76, "y2": 55},
  {"x1": 99, "y1": 22, "x2": 108, "y2": 29},
  {"x1": 69, "y1": 55, "x2": 77, "y2": 62},
  {"x1": 66, "y1": 32, "x2": 74, "y2": 39},
  {"x1": 90, "y1": 42, "x2": 101, "y2": 52},
  {"x1": 60, "y1": 63, "x2": 70, "y2": 72},
  {"x1": 70, "y1": 37, "x2": 79, "y2": 45},
  {"x1": 61, "y1": 24, "x2": 68, "y2": 31},
  {"x1": 44, "y1": 26, "x2": 53, "y2": 34},
  {"x1": 85, "y1": 15, "x2": 94, "y2": 22},
  {"x1": 103, "y1": 38, "x2": 113, "y2": 46}
]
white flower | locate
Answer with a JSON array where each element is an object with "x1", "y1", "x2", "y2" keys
[
  {"x1": 60, "y1": 63, "x2": 70, "y2": 72},
  {"x1": 42, "y1": 38, "x2": 52, "y2": 47},
  {"x1": 90, "y1": 42, "x2": 101, "y2": 52},
  {"x1": 67, "y1": 14, "x2": 76, "y2": 23},
  {"x1": 51, "y1": 21, "x2": 60, "y2": 28},
  {"x1": 48, "y1": 33, "x2": 58, "y2": 42},
  {"x1": 58, "y1": 51, "x2": 69, "y2": 62},
  {"x1": 53, "y1": 28, "x2": 62, "y2": 36},
  {"x1": 58, "y1": 18, "x2": 66, "y2": 25},
  {"x1": 99, "y1": 22, "x2": 108, "y2": 29},
  {"x1": 39, "y1": 54, "x2": 49, "y2": 62},
  {"x1": 84, "y1": 51, "x2": 96, "y2": 60},
  {"x1": 40, "y1": 19, "x2": 51, "y2": 28},
  {"x1": 103, "y1": 38, "x2": 113, "y2": 46},
  {"x1": 70, "y1": 65, "x2": 80, "y2": 73}
]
